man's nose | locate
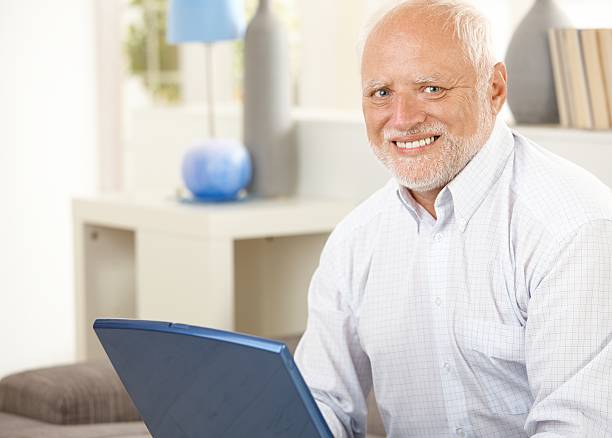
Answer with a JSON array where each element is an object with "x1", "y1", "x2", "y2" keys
[{"x1": 390, "y1": 95, "x2": 426, "y2": 128}]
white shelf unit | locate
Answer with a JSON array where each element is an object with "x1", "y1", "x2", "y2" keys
[{"x1": 73, "y1": 195, "x2": 355, "y2": 360}]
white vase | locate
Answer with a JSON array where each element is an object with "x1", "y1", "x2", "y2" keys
[{"x1": 243, "y1": 0, "x2": 294, "y2": 197}]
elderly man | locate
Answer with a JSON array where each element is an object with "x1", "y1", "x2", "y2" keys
[{"x1": 294, "y1": 1, "x2": 612, "y2": 437}]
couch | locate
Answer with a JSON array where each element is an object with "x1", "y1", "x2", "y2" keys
[{"x1": 0, "y1": 335, "x2": 385, "y2": 437}]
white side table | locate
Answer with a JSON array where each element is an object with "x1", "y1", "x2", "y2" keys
[{"x1": 73, "y1": 194, "x2": 355, "y2": 360}]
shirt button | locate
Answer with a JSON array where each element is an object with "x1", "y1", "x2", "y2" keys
[
  {"x1": 434, "y1": 297, "x2": 442, "y2": 307},
  {"x1": 434, "y1": 232, "x2": 443, "y2": 241},
  {"x1": 455, "y1": 427, "x2": 466, "y2": 437},
  {"x1": 443, "y1": 362, "x2": 451, "y2": 373}
]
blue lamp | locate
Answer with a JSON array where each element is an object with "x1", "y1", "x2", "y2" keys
[
  {"x1": 167, "y1": 0, "x2": 251, "y2": 201},
  {"x1": 168, "y1": 0, "x2": 245, "y2": 44},
  {"x1": 167, "y1": 0, "x2": 245, "y2": 137}
]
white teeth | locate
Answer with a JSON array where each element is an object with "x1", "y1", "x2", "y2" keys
[{"x1": 395, "y1": 136, "x2": 437, "y2": 149}]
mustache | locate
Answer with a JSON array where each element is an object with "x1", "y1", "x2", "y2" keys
[{"x1": 383, "y1": 122, "x2": 449, "y2": 142}]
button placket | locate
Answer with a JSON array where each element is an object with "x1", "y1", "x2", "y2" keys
[{"x1": 429, "y1": 224, "x2": 474, "y2": 437}]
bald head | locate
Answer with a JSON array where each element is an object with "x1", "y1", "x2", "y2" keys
[{"x1": 360, "y1": 0, "x2": 494, "y2": 85}]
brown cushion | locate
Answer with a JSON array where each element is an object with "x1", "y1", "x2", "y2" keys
[
  {"x1": 0, "y1": 361, "x2": 140, "y2": 425},
  {"x1": 0, "y1": 412, "x2": 150, "y2": 438}
]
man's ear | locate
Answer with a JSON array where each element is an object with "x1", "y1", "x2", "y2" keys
[{"x1": 489, "y1": 62, "x2": 507, "y2": 115}]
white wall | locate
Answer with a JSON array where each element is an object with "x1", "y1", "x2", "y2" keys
[
  {"x1": 298, "y1": 0, "x2": 369, "y2": 110},
  {"x1": 95, "y1": 0, "x2": 125, "y2": 191},
  {"x1": 0, "y1": 0, "x2": 97, "y2": 378}
]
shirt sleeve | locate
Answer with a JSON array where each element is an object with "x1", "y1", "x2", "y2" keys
[
  {"x1": 294, "y1": 238, "x2": 373, "y2": 438},
  {"x1": 525, "y1": 219, "x2": 612, "y2": 436}
]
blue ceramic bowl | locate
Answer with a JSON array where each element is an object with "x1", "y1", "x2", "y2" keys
[{"x1": 181, "y1": 139, "x2": 252, "y2": 201}]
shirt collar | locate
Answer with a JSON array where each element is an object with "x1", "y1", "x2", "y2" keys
[
  {"x1": 395, "y1": 186, "x2": 434, "y2": 232},
  {"x1": 446, "y1": 117, "x2": 514, "y2": 232},
  {"x1": 394, "y1": 117, "x2": 514, "y2": 232}
]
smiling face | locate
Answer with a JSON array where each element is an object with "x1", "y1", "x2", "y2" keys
[{"x1": 361, "y1": 7, "x2": 497, "y2": 193}]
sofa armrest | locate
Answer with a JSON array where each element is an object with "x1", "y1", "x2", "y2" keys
[{"x1": 0, "y1": 361, "x2": 140, "y2": 425}]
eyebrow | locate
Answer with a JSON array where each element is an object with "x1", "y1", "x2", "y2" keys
[
  {"x1": 363, "y1": 74, "x2": 451, "y2": 91},
  {"x1": 414, "y1": 73, "x2": 448, "y2": 84},
  {"x1": 363, "y1": 80, "x2": 388, "y2": 90}
]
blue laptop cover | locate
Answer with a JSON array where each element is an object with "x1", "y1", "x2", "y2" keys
[{"x1": 94, "y1": 319, "x2": 332, "y2": 438}]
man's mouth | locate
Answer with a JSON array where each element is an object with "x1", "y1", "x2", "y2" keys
[{"x1": 392, "y1": 135, "x2": 441, "y2": 150}]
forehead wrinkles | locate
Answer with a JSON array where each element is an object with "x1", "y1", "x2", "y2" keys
[
  {"x1": 362, "y1": 5, "x2": 465, "y2": 66},
  {"x1": 361, "y1": 30, "x2": 475, "y2": 87}
]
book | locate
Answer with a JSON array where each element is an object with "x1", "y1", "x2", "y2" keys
[
  {"x1": 548, "y1": 28, "x2": 571, "y2": 127},
  {"x1": 580, "y1": 29, "x2": 610, "y2": 129},
  {"x1": 598, "y1": 29, "x2": 612, "y2": 127},
  {"x1": 560, "y1": 28, "x2": 593, "y2": 129}
]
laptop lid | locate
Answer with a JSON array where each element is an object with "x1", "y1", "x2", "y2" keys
[{"x1": 94, "y1": 319, "x2": 332, "y2": 438}]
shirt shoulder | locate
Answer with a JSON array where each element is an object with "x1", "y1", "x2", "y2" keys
[
  {"x1": 319, "y1": 180, "x2": 400, "y2": 291},
  {"x1": 510, "y1": 131, "x2": 612, "y2": 243},
  {"x1": 326, "y1": 179, "x2": 397, "y2": 246}
]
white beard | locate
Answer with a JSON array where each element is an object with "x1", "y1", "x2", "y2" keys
[{"x1": 370, "y1": 106, "x2": 494, "y2": 193}]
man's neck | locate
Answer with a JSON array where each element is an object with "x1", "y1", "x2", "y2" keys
[{"x1": 410, "y1": 188, "x2": 442, "y2": 220}]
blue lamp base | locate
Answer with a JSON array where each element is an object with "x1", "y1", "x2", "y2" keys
[
  {"x1": 178, "y1": 190, "x2": 249, "y2": 204},
  {"x1": 181, "y1": 138, "x2": 252, "y2": 202}
]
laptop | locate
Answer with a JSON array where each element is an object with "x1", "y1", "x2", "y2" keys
[{"x1": 94, "y1": 318, "x2": 333, "y2": 438}]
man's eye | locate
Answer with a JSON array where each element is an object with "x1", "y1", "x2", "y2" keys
[
  {"x1": 373, "y1": 89, "x2": 390, "y2": 98},
  {"x1": 424, "y1": 86, "x2": 443, "y2": 94}
]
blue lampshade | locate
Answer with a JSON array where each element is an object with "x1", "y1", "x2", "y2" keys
[{"x1": 167, "y1": 0, "x2": 246, "y2": 43}]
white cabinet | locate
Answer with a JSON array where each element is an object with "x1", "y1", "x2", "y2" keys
[{"x1": 73, "y1": 195, "x2": 354, "y2": 360}]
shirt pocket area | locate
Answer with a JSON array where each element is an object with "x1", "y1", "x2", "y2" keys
[{"x1": 455, "y1": 317, "x2": 533, "y2": 415}]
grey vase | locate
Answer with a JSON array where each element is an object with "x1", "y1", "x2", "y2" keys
[
  {"x1": 243, "y1": 0, "x2": 294, "y2": 197},
  {"x1": 505, "y1": 0, "x2": 571, "y2": 124}
]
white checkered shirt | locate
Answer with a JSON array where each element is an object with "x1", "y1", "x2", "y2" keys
[{"x1": 294, "y1": 118, "x2": 612, "y2": 437}]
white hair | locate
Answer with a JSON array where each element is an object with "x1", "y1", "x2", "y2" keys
[{"x1": 358, "y1": 0, "x2": 495, "y2": 85}]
